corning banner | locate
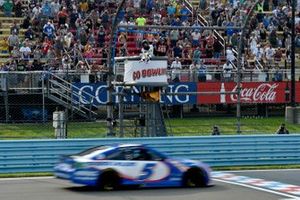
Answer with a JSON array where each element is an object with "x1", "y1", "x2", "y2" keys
[
  {"x1": 72, "y1": 82, "x2": 197, "y2": 105},
  {"x1": 161, "y1": 82, "x2": 197, "y2": 105},
  {"x1": 198, "y1": 82, "x2": 300, "y2": 104},
  {"x1": 124, "y1": 60, "x2": 168, "y2": 85}
]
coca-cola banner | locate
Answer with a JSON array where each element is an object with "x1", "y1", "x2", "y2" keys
[{"x1": 197, "y1": 82, "x2": 300, "y2": 104}]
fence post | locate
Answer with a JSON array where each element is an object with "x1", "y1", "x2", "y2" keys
[
  {"x1": 4, "y1": 73, "x2": 9, "y2": 123},
  {"x1": 42, "y1": 73, "x2": 46, "y2": 123}
]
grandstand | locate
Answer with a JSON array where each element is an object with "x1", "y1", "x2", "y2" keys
[
  {"x1": 0, "y1": 0, "x2": 298, "y2": 73},
  {"x1": 0, "y1": 0, "x2": 299, "y2": 129}
]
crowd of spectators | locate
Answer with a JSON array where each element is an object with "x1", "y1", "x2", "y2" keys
[
  {"x1": 0, "y1": 0, "x2": 226, "y2": 74},
  {"x1": 200, "y1": 0, "x2": 300, "y2": 72},
  {"x1": 0, "y1": 0, "x2": 298, "y2": 83}
]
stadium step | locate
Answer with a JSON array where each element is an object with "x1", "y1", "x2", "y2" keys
[
  {"x1": 0, "y1": 29, "x2": 26, "y2": 34},
  {"x1": 0, "y1": 53, "x2": 9, "y2": 57},
  {"x1": 0, "y1": 58, "x2": 9, "y2": 63},
  {"x1": 189, "y1": 0, "x2": 200, "y2": 7},
  {"x1": 0, "y1": 17, "x2": 24, "y2": 23},
  {"x1": 0, "y1": 34, "x2": 25, "y2": 39}
]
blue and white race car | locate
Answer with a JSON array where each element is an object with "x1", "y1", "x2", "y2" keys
[{"x1": 54, "y1": 144, "x2": 212, "y2": 190}]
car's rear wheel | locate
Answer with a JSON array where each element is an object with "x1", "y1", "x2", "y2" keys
[
  {"x1": 182, "y1": 168, "x2": 207, "y2": 187},
  {"x1": 98, "y1": 171, "x2": 120, "y2": 191}
]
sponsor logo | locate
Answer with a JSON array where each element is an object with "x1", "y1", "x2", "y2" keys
[
  {"x1": 94, "y1": 161, "x2": 136, "y2": 167},
  {"x1": 230, "y1": 83, "x2": 278, "y2": 102},
  {"x1": 74, "y1": 83, "x2": 197, "y2": 105},
  {"x1": 133, "y1": 68, "x2": 167, "y2": 81}
]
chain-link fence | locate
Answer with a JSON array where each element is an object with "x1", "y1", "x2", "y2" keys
[{"x1": 0, "y1": 71, "x2": 299, "y2": 139}]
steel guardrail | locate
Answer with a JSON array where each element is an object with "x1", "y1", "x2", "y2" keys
[{"x1": 0, "y1": 135, "x2": 300, "y2": 173}]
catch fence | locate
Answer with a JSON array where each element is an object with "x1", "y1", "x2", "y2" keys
[{"x1": 0, "y1": 71, "x2": 299, "y2": 138}]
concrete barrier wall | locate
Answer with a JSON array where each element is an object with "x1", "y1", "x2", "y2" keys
[{"x1": 0, "y1": 135, "x2": 300, "y2": 173}]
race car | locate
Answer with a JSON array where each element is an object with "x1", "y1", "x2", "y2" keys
[{"x1": 54, "y1": 144, "x2": 212, "y2": 190}]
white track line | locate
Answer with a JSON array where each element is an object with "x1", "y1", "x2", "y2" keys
[
  {"x1": 222, "y1": 169, "x2": 300, "y2": 173},
  {"x1": 280, "y1": 199, "x2": 300, "y2": 200},
  {"x1": 0, "y1": 176, "x2": 53, "y2": 181},
  {"x1": 214, "y1": 178, "x2": 300, "y2": 199}
]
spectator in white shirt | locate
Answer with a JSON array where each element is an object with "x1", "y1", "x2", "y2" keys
[
  {"x1": 255, "y1": 44, "x2": 264, "y2": 63},
  {"x1": 264, "y1": 44, "x2": 275, "y2": 67},
  {"x1": 226, "y1": 46, "x2": 235, "y2": 63},
  {"x1": 223, "y1": 61, "x2": 233, "y2": 82},
  {"x1": 32, "y1": 4, "x2": 41, "y2": 20},
  {"x1": 191, "y1": 30, "x2": 201, "y2": 47},
  {"x1": 133, "y1": 0, "x2": 141, "y2": 8},
  {"x1": 170, "y1": 57, "x2": 182, "y2": 82},
  {"x1": 19, "y1": 42, "x2": 32, "y2": 61},
  {"x1": 189, "y1": 61, "x2": 199, "y2": 82}
]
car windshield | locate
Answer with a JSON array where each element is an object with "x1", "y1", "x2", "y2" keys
[{"x1": 74, "y1": 146, "x2": 110, "y2": 157}]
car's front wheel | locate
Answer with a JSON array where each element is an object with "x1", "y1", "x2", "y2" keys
[
  {"x1": 98, "y1": 171, "x2": 120, "y2": 191},
  {"x1": 182, "y1": 168, "x2": 207, "y2": 187}
]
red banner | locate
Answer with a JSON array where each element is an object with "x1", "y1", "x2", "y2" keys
[{"x1": 197, "y1": 82, "x2": 300, "y2": 104}]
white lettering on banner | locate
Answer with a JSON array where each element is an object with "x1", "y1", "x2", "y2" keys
[
  {"x1": 162, "y1": 85, "x2": 190, "y2": 104},
  {"x1": 77, "y1": 84, "x2": 193, "y2": 105},
  {"x1": 131, "y1": 86, "x2": 140, "y2": 102},
  {"x1": 230, "y1": 83, "x2": 279, "y2": 102},
  {"x1": 165, "y1": 85, "x2": 174, "y2": 103},
  {"x1": 115, "y1": 86, "x2": 140, "y2": 103},
  {"x1": 114, "y1": 86, "x2": 122, "y2": 103},
  {"x1": 78, "y1": 85, "x2": 93, "y2": 104},
  {"x1": 132, "y1": 68, "x2": 167, "y2": 81},
  {"x1": 175, "y1": 85, "x2": 190, "y2": 103}
]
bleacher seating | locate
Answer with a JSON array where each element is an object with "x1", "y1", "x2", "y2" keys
[{"x1": 0, "y1": 0, "x2": 297, "y2": 75}]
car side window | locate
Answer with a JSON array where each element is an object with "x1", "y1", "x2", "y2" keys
[
  {"x1": 131, "y1": 148, "x2": 153, "y2": 161},
  {"x1": 115, "y1": 147, "x2": 164, "y2": 161},
  {"x1": 105, "y1": 150, "x2": 125, "y2": 160},
  {"x1": 123, "y1": 149, "x2": 134, "y2": 160},
  {"x1": 147, "y1": 149, "x2": 166, "y2": 161}
]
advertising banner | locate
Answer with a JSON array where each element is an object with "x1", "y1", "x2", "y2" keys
[
  {"x1": 72, "y1": 82, "x2": 197, "y2": 105},
  {"x1": 198, "y1": 82, "x2": 300, "y2": 104},
  {"x1": 73, "y1": 82, "x2": 300, "y2": 106},
  {"x1": 124, "y1": 60, "x2": 168, "y2": 86}
]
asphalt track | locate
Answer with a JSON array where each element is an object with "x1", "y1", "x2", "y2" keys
[
  {"x1": 1, "y1": 170, "x2": 300, "y2": 200},
  {"x1": 231, "y1": 169, "x2": 300, "y2": 186}
]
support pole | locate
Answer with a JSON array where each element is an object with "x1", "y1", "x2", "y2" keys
[
  {"x1": 118, "y1": 89, "x2": 124, "y2": 137},
  {"x1": 291, "y1": 0, "x2": 296, "y2": 107},
  {"x1": 285, "y1": 0, "x2": 299, "y2": 124},
  {"x1": 236, "y1": 0, "x2": 262, "y2": 134},
  {"x1": 4, "y1": 89, "x2": 9, "y2": 123},
  {"x1": 42, "y1": 76, "x2": 45, "y2": 123},
  {"x1": 106, "y1": 0, "x2": 126, "y2": 137}
]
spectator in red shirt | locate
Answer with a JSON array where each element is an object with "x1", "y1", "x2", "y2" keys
[
  {"x1": 57, "y1": 7, "x2": 68, "y2": 26},
  {"x1": 181, "y1": 44, "x2": 192, "y2": 67},
  {"x1": 154, "y1": 37, "x2": 168, "y2": 56},
  {"x1": 42, "y1": 36, "x2": 52, "y2": 55}
]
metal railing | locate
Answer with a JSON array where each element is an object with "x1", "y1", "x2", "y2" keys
[
  {"x1": 184, "y1": 0, "x2": 266, "y2": 73},
  {"x1": 183, "y1": 0, "x2": 226, "y2": 52},
  {"x1": 1, "y1": 70, "x2": 299, "y2": 89},
  {"x1": 46, "y1": 72, "x2": 98, "y2": 119}
]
